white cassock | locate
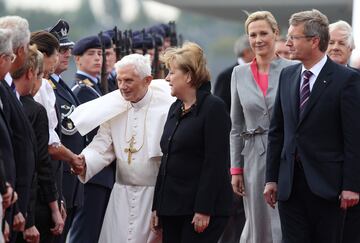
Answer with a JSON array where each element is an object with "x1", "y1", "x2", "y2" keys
[{"x1": 70, "y1": 80, "x2": 174, "y2": 243}]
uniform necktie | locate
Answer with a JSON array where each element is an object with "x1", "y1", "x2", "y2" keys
[{"x1": 299, "y1": 70, "x2": 313, "y2": 115}]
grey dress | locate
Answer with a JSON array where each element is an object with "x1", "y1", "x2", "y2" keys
[{"x1": 230, "y1": 58, "x2": 294, "y2": 243}]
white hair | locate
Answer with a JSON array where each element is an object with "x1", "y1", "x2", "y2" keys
[
  {"x1": 234, "y1": 34, "x2": 251, "y2": 57},
  {"x1": 115, "y1": 53, "x2": 151, "y2": 79},
  {"x1": 329, "y1": 20, "x2": 355, "y2": 50},
  {"x1": 0, "y1": 16, "x2": 30, "y2": 49},
  {"x1": 0, "y1": 28, "x2": 13, "y2": 54}
]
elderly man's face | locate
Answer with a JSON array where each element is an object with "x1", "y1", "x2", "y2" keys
[
  {"x1": 327, "y1": 29, "x2": 352, "y2": 65},
  {"x1": 117, "y1": 64, "x2": 151, "y2": 103}
]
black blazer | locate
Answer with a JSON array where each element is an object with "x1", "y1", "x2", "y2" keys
[
  {"x1": 21, "y1": 95, "x2": 59, "y2": 227},
  {"x1": 266, "y1": 57, "x2": 360, "y2": 202},
  {"x1": 213, "y1": 63, "x2": 237, "y2": 113},
  {"x1": 153, "y1": 82, "x2": 233, "y2": 216},
  {"x1": 0, "y1": 81, "x2": 36, "y2": 215}
]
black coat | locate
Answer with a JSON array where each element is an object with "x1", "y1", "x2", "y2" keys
[
  {"x1": 266, "y1": 58, "x2": 360, "y2": 201},
  {"x1": 153, "y1": 82, "x2": 233, "y2": 216},
  {"x1": 0, "y1": 81, "x2": 36, "y2": 216},
  {"x1": 213, "y1": 63, "x2": 237, "y2": 113},
  {"x1": 21, "y1": 95, "x2": 59, "y2": 227}
]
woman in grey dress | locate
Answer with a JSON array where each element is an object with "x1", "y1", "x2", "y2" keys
[{"x1": 230, "y1": 11, "x2": 294, "y2": 243}]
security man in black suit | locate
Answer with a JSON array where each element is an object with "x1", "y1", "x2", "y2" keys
[
  {"x1": 47, "y1": 19, "x2": 85, "y2": 243},
  {"x1": 264, "y1": 10, "x2": 360, "y2": 243},
  {"x1": 69, "y1": 34, "x2": 115, "y2": 243}
]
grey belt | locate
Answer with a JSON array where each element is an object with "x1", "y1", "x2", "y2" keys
[{"x1": 240, "y1": 126, "x2": 267, "y2": 140}]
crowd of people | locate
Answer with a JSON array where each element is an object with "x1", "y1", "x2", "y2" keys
[{"x1": 0, "y1": 7, "x2": 359, "y2": 243}]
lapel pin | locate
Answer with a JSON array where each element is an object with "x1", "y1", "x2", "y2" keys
[{"x1": 323, "y1": 80, "x2": 327, "y2": 84}]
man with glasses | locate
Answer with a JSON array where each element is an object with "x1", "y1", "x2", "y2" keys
[
  {"x1": 46, "y1": 19, "x2": 86, "y2": 243},
  {"x1": 264, "y1": 9, "x2": 360, "y2": 243}
]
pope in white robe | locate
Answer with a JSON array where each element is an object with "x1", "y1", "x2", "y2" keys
[{"x1": 69, "y1": 54, "x2": 174, "y2": 243}]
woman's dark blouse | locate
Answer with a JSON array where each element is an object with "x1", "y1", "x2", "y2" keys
[{"x1": 153, "y1": 82, "x2": 233, "y2": 216}]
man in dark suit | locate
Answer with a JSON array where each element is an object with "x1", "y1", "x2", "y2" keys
[
  {"x1": 0, "y1": 16, "x2": 37, "y2": 242},
  {"x1": 213, "y1": 35, "x2": 254, "y2": 113},
  {"x1": 264, "y1": 9, "x2": 360, "y2": 243},
  {"x1": 69, "y1": 35, "x2": 115, "y2": 243},
  {"x1": 327, "y1": 20, "x2": 360, "y2": 243}
]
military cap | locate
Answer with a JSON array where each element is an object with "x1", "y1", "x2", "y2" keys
[
  {"x1": 146, "y1": 24, "x2": 166, "y2": 38},
  {"x1": 132, "y1": 33, "x2": 163, "y2": 49},
  {"x1": 104, "y1": 29, "x2": 115, "y2": 42},
  {"x1": 47, "y1": 19, "x2": 74, "y2": 47},
  {"x1": 72, "y1": 34, "x2": 112, "y2": 56}
]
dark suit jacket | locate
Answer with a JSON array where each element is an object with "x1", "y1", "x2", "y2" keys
[
  {"x1": 0, "y1": 81, "x2": 36, "y2": 216},
  {"x1": 153, "y1": 82, "x2": 233, "y2": 216},
  {"x1": 213, "y1": 63, "x2": 237, "y2": 113},
  {"x1": 49, "y1": 76, "x2": 84, "y2": 209},
  {"x1": 266, "y1": 57, "x2": 360, "y2": 202},
  {"x1": 71, "y1": 72, "x2": 115, "y2": 189},
  {"x1": 21, "y1": 95, "x2": 59, "y2": 227}
]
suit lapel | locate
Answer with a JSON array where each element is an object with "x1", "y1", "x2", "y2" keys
[
  {"x1": 298, "y1": 58, "x2": 333, "y2": 125},
  {"x1": 289, "y1": 64, "x2": 302, "y2": 124}
]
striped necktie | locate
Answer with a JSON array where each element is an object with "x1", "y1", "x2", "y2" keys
[{"x1": 299, "y1": 70, "x2": 313, "y2": 115}]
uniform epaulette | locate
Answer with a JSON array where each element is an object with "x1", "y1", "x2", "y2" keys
[
  {"x1": 47, "y1": 79, "x2": 56, "y2": 89},
  {"x1": 79, "y1": 79, "x2": 94, "y2": 87}
]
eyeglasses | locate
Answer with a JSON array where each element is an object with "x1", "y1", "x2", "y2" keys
[
  {"x1": 1, "y1": 53, "x2": 16, "y2": 63},
  {"x1": 286, "y1": 35, "x2": 315, "y2": 41}
]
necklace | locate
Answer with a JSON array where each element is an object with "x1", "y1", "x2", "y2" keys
[
  {"x1": 181, "y1": 102, "x2": 195, "y2": 116},
  {"x1": 123, "y1": 92, "x2": 152, "y2": 164}
]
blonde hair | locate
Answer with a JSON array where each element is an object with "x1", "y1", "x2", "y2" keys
[
  {"x1": 161, "y1": 41, "x2": 210, "y2": 88},
  {"x1": 12, "y1": 44, "x2": 41, "y2": 79},
  {"x1": 245, "y1": 11, "x2": 279, "y2": 34}
]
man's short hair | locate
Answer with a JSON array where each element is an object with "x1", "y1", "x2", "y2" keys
[
  {"x1": 115, "y1": 54, "x2": 152, "y2": 79},
  {"x1": 0, "y1": 16, "x2": 30, "y2": 50},
  {"x1": 233, "y1": 35, "x2": 251, "y2": 58},
  {"x1": 0, "y1": 28, "x2": 13, "y2": 54},
  {"x1": 329, "y1": 20, "x2": 355, "y2": 50},
  {"x1": 289, "y1": 9, "x2": 329, "y2": 52}
]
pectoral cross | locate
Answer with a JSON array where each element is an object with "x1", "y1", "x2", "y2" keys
[{"x1": 124, "y1": 136, "x2": 138, "y2": 164}]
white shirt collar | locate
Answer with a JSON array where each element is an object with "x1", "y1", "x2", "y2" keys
[
  {"x1": 131, "y1": 88, "x2": 152, "y2": 110},
  {"x1": 237, "y1": 57, "x2": 246, "y2": 66},
  {"x1": 300, "y1": 55, "x2": 327, "y2": 91},
  {"x1": 50, "y1": 73, "x2": 60, "y2": 82},
  {"x1": 4, "y1": 73, "x2": 21, "y2": 100},
  {"x1": 301, "y1": 55, "x2": 327, "y2": 79}
]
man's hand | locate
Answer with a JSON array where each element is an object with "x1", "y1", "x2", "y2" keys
[
  {"x1": 150, "y1": 210, "x2": 161, "y2": 234},
  {"x1": 23, "y1": 226, "x2": 40, "y2": 243},
  {"x1": 340, "y1": 190, "x2": 359, "y2": 209},
  {"x1": 192, "y1": 213, "x2": 210, "y2": 233},
  {"x1": 2, "y1": 183, "x2": 16, "y2": 210},
  {"x1": 3, "y1": 220, "x2": 10, "y2": 242},
  {"x1": 264, "y1": 182, "x2": 278, "y2": 209},
  {"x1": 49, "y1": 201, "x2": 65, "y2": 235},
  {"x1": 70, "y1": 154, "x2": 85, "y2": 175},
  {"x1": 13, "y1": 212, "x2": 26, "y2": 232},
  {"x1": 231, "y1": 174, "x2": 245, "y2": 196}
]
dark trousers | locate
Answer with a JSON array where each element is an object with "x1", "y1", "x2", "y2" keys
[
  {"x1": 217, "y1": 193, "x2": 245, "y2": 243},
  {"x1": 68, "y1": 183, "x2": 111, "y2": 243},
  {"x1": 35, "y1": 202, "x2": 56, "y2": 243},
  {"x1": 343, "y1": 204, "x2": 360, "y2": 243},
  {"x1": 161, "y1": 215, "x2": 228, "y2": 243},
  {"x1": 278, "y1": 162, "x2": 345, "y2": 243}
]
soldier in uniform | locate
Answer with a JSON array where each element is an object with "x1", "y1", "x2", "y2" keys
[
  {"x1": 47, "y1": 19, "x2": 85, "y2": 243},
  {"x1": 103, "y1": 30, "x2": 118, "y2": 92},
  {"x1": 69, "y1": 35, "x2": 116, "y2": 243}
]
